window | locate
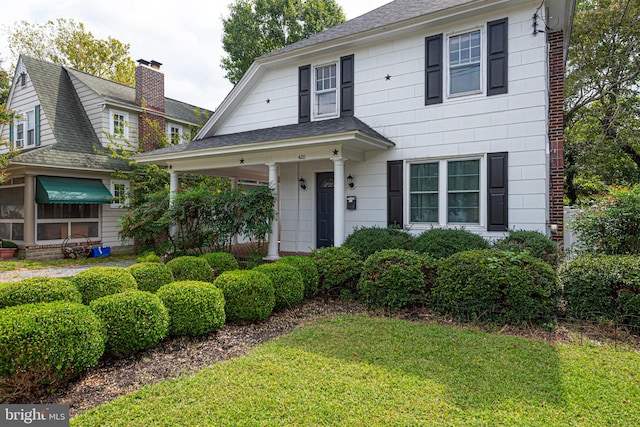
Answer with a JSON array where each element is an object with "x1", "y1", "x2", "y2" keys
[
  {"x1": 0, "y1": 185, "x2": 25, "y2": 242},
  {"x1": 13, "y1": 110, "x2": 35, "y2": 148},
  {"x1": 314, "y1": 64, "x2": 337, "y2": 117},
  {"x1": 447, "y1": 159, "x2": 480, "y2": 223},
  {"x1": 448, "y1": 30, "x2": 481, "y2": 95},
  {"x1": 36, "y1": 204, "x2": 99, "y2": 241},
  {"x1": 15, "y1": 123, "x2": 24, "y2": 148},
  {"x1": 25, "y1": 111, "x2": 35, "y2": 146},
  {"x1": 110, "y1": 110, "x2": 129, "y2": 138},
  {"x1": 167, "y1": 123, "x2": 183, "y2": 145},
  {"x1": 410, "y1": 163, "x2": 439, "y2": 222},
  {"x1": 110, "y1": 180, "x2": 130, "y2": 208}
]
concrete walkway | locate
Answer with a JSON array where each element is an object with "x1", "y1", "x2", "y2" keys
[{"x1": 0, "y1": 259, "x2": 136, "y2": 283}]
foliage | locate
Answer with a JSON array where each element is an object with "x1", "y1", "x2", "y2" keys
[
  {"x1": 311, "y1": 246, "x2": 363, "y2": 295},
  {"x1": 166, "y1": 256, "x2": 212, "y2": 282},
  {"x1": 200, "y1": 252, "x2": 239, "y2": 278},
  {"x1": 127, "y1": 262, "x2": 174, "y2": 293},
  {"x1": 0, "y1": 277, "x2": 81, "y2": 309},
  {"x1": 213, "y1": 270, "x2": 275, "y2": 322},
  {"x1": 0, "y1": 58, "x2": 18, "y2": 185},
  {"x1": 493, "y1": 230, "x2": 561, "y2": 266},
  {"x1": 432, "y1": 250, "x2": 560, "y2": 323},
  {"x1": 70, "y1": 266, "x2": 138, "y2": 304},
  {"x1": 277, "y1": 255, "x2": 319, "y2": 299},
  {"x1": 90, "y1": 291, "x2": 169, "y2": 356},
  {"x1": 118, "y1": 190, "x2": 171, "y2": 253},
  {"x1": 0, "y1": 301, "x2": 104, "y2": 399},
  {"x1": 0, "y1": 240, "x2": 18, "y2": 248},
  {"x1": 357, "y1": 249, "x2": 427, "y2": 312},
  {"x1": 136, "y1": 252, "x2": 162, "y2": 263},
  {"x1": 568, "y1": 185, "x2": 640, "y2": 254},
  {"x1": 221, "y1": 0, "x2": 345, "y2": 84},
  {"x1": 412, "y1": 228, "x2": 489, "y2": 259},
  {"x1": 168, "y1": 184, "x2": 221, "y2": 255},
  {"x1": 254, "y1": 263, "x2": 304, "y2": 310},
  {"x1": 343, "y1": 226, "x2": 413, "y2": 259}
]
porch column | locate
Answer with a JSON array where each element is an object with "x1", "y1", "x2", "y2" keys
[
  {"x1": 23, "y1": 174, "x2": 36, "y2": 247},
  {"x1": 265, "y1": 163, "x2": 280, "y2": 260},
  {"x1": 169, "y1": 168, "x2": 178, "y2": 237},
  {"x1": 332, "y1": 157, "x2": 345, "y2": 247}
]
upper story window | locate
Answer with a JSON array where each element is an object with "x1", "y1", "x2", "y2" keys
[
  {"x1": 110, "y1": 109, "x2": 129, "y2": 139},
  {"x1": 13, "y1": 110, "x2": 35, "y2": 148},
  {"x1": 448, "y1": 30, "x2": 481, "y2": 96},
  {"x1": 314, "y1": 64, "x2": 338, "y2": 118},
  {"x1": 110, "y1": 180, "x2": 130, "y2": 208},
  {"x1": 167, "y1": 123, "x2": 183, "y2": 145}
]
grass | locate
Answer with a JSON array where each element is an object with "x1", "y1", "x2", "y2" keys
[
  {"x1": 0, "y1": 253, "x2": 137, "y2": 274},
  {"x1": 72, "y1": 315, "x2": 640, "y2": 426}
]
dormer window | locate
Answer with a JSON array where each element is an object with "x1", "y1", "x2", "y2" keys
[
  {"x1": 167, "y1": 123, "x2": 183, "y2": 145},
  {"x1": 110, "y1": 109, "x2": 129, "y2": 139},
  {"x1": 314, "y1": 64, "x2": 338, "y2": 118}
]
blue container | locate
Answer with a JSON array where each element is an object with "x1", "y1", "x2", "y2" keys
[{"x1": 92, "y1": 246, "x2": 111, "y2": 257}]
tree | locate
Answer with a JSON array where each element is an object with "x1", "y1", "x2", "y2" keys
[
  {"x1": 0, "y1": 58, "x2": 18, "y2": 184},
  {"x1": 6, "y1": 18, "x2": 135, "y2": 86},
  {"x1": 221, "y1": 0, "x2": 345, "y2": 84}
]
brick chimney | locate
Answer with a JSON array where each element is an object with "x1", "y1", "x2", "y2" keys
[{"x1": 136, "y1": 59, "x2": 166, "y2": 152}]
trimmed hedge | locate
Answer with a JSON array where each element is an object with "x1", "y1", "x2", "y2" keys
[
  {"x1": 343, "y1": 226, "x2": 413, "y2": 259},
  {"x1": 0, "y1": 278, "x2": 81, "y2": 309},
  {"x1": 200, "y1": 252, "x2": 239, "y2": 277},
  {"x1": 493, "y1": 230, "x2": 561, "y2": 266},
  {"x1": 357, "y1": 249, "x2": 427, "y2": 312},
  {"x1": 277, "y1": 256, "x2": 319, "y2": 299},
  {"x1": 254, "y1": 263, "x2": 304, "y2": 310},
  {"x1": 432, "y1": 250, "x2": 559, "y2": 323},
  {"x1": 156, "y1": 281, "x2": 225, "y2": 336},
  {"x1": 214, "y1": 270, "x2": 275, "y2": 322},
  {"x1": 90, "y1": 291, "x2": 169, "y2": 356},
  {"x1": 412, "y1": 228, "x2": 489, "y2": 259},
  {"x1": 136, "y1": 252, "x2": 162, "y2": 263},
  {"x1": 127, "y1": 262, "x2": 174, "y2": 293},
  {"x1": 70, "y1": 267, "x2": 138, "y2": 304},
  {"x1": 312, "y1": 246, "x2": 363, "y2": 294},
  {"x1": 166, "y1": 256, "x2": 213, "y2": 282}
]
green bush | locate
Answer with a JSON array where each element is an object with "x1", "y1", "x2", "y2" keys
[
  {"x1": 0, "y1": 240, "x2": 18, "y2": 248},
  {"x1": 214, "y1": 270, "x2": 275, "y2": 322},
  {"x1": 432, "y1": 250, "x2": 559, "y2": 323},
  {"x1": 200, "y1": 252, "x2": 239, "y2": 277},
  {"x1": 412, "y1": 228, "x2": 489, "y2": 259},
  {"x1": 312, "y1": 246, "x2": 363, "y2": 294},
  {"x1": 0, "y1": 278, "x2": 81, "y2": 309},
  {"x1": 343, "y1": 226, "x2": 413, "y2": 259},
  {"x1": 493, "y1": 230, "x2": 561, "y2": 266},
  {"x1": 156, "y1": 281, "x2": 225, "y2": 336},
  {"x1": 127, "y1": 262, "x2": 174, "y2": 293},
  {"x1": 137, "y1": 252, "x2": 162, "y2": 263},
  {"x1": 277, "y1": 256, "x2": 319, "y2": 299},
  {"x1": 166, "y1": 256, "x2": 213, "y2": 282},
  {"x1": 90, "y1": 291, "x2": 169, "y2": 356},
  {"x1": 357, "y1": 249, "x2": 427, "y2": 311},
  {"x1": 254, "y1": 263, "x2": 304, "y2": 310},
  {"x1": 0, "y1": 301, "x2": 104, "y2": 396},
  {"x1": 70, "y1": 267, "x2": 138, "y2": 304}
]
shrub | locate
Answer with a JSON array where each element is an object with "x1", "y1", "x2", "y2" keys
[
  {"x1": 127, "y1": 262, "x2": 174, "y2": 293},
  {"x1": 343, "y1": 226, "x2": 413, "y2": 259},
  {"x1": 70, "y1": 267, "x2": 138, "y2": 304},
  {"x1": 412, "y1": 228, "x2": 489, "y2": 259},
  {"x1": 312, "y1": 246, "x2": 363, "y2": 295},
  {"x1": 166, "y1": 256, "x2": 213, "y2": 282},
  {"x1": 432, "y1": 250, "x2": 559, "y2": 323},
  {"x1": 357, "y1": 249, "x2": 427, "y2": 311},
  {"x1": 493, "y1": 230, "x2": 561, "y2": 266},
  {"x1": 200, "y1": 252, "x2": 239, "y2": 277},
  {"x1": 254, "y1": 263, "x2": 304, "y2": 310},
  {"x1": 214, "y1": 270, "x2": 275, "y2": 322},
  {"x1": 137, "y1": 252, "x2": 162, "y2": 263},
  {"x1": 90, "y1": 291, "x2": 169, "y2": 356},
  {"x1": 0, "y1": 240, "x2": 18, "y2": 248},
  {"x1": 0, "y1": 278, "x2": 81, "y2": 309},
  {"x1": 0, "y1": 301, "x2": 104, "y2": 399},
  {"x1": 277, "y1": 256, "x2": 319, "y2": 299},
  {"x1": 156, "y1": 281, "x2": 225, "y2": 336}
]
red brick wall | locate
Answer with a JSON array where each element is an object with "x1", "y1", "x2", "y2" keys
[
  {"x1": 547, "y1": 31, "x2": 564, "y2": 242},
  {"x1": 138, "y1": 112, "x2": 166, "y2": 152},
  {"x1": 135, "y1": 65, "x2": 165, "y2": 112}
]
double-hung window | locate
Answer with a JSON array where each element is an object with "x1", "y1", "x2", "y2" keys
[
  {"x1": 447, "y1": 159, "x2": 480, "y2": 223},
  {"x1": 110, "y1": 180, "x2": 130, "y2": 208},
  {"x1": 14, "y1": 110, "x2": 35, "y2": 148},
  {"x1": 314, "y1": 64, "x2": 337, "y2": 117},
  {"x1": 410, "y1": 163, "x2": 439, "y2": 223},
  {"x1": 167, "y1": 123, "x2": 183, "y2": 145},
  {"x1": 110, "y1": 110, "x2": 128, "y2": 139},
  {"x1": 448, "y1": 30, "x2": 481, "y2": 95}
]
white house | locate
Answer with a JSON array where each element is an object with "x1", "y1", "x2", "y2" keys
[{"x1": 135, "y1": 0, "x2": 575, "y2": 259}]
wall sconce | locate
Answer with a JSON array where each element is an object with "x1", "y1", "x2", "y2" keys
[
  {"x1": 299, "y1": 177, "x2": 307, "y2": 190},
  {"x1": 347, "y1": 174, "x2": 355, "y2": 189}
]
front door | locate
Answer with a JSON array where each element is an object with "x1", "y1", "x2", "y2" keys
[{"x1": 316, "y1": 172, "x2": 334, "y2": 248}]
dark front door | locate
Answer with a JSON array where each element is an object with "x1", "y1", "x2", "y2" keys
[{"x1": 316, "y1": 172, "x2": 334, "y2": 248}]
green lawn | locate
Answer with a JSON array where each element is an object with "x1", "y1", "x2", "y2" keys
[
  {"x1": 0, "y1": 253, "x2": 137, "y2": 274},
  {"x1": 72, "y1": 315, "x2": 640, "y2": 426}
]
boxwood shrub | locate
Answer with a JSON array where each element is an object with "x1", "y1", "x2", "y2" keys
[
  {"x1": 0, "y1": 301, "x2": 104, "y2": 397},
  {"x1": 136, "y1": 252, "x2": 162, "y2": 263},
  {"x1": 156, "y1": 281, "x2": 225, "y2": 336},
  {"x1": 312, "y1": 246, "x2": 363, "y2": 295},
  {"x1": 432, "y1": 249, "x2": 559, "y2": 323},
  {"x1": 90, "y1": 291, "x2": 169, "y2": 356},
  {"x1": 343, "y1": 226, "x2": 413, "y2": 259},
  {"x1": 493, "y1": 230, "x2": 561, "y2": 266},
  {"x1": 0, "y1": 277, "x2": 81, "y2": 309},
  {"x1": 200, "y1": 252, "x2": 239, "y2": 277},
  {"x1": 127, "y1": 262, "x2": 174, "y2": 293},
  {"x1": 166, "y1": 256, "x2": 213, "y2": 282},
  {"x1": 254, "y1": 263, "x2": 304, "y2": 310},
  {"x1": 357, "y1": 249, "x2": 427, "y2": 311},
  {"x1": 214, "y1": 270, "x2": 275, "y2": 322},
  {"x1": 412, "y1": 228, "x2": 489, "y2": 259},
  {"x1": 70, "y1": 267, "x2": 138, "y2": 304},
  {"x1": 277, "y1": 256, "x2": 319, "y2": 299}
]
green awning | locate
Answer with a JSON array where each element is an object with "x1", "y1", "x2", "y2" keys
[{"x1": 36, "y1": 176, "x2": 113, "y2": 204}]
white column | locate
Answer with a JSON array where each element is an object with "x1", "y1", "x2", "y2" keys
[
  {"x1": 23, "y1": 174, "x2": 36, "y2": 247},
  {"x1": 332, "y1": 157, "x2": 345, "y2": 247},
  {"x1": 169, "y1": 168, "x2": 179, "y2": 237},
  {"x1": 265, "y1": 163, "x2": 280, "y2": 260}
]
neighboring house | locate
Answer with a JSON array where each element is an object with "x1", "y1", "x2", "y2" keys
[
  {"x1": 136, "y1": 0, "x2": 575, "y2": 260},
  {"x1": 0, "y1": 56, "x2": 210, "y2": 259}
]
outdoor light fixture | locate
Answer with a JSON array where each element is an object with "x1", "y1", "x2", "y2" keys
[
  {"x1": 299, "y1": 177, "x2": 307, "y2": 190},
  {"x1": 347, "y1": 174, "x2": 355, "y2": 189}
]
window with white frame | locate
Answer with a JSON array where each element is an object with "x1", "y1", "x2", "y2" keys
[
  {"x1": 167, "y1": 123, "x2": 183, "y2": 145},
  {"x1": 110, "y1": 110, "x2": 129, "y2": 138},
  {"x1": 13, "y1": 110, "x2": 35, "y2": 148},
  {"x1": 314, "y1": 64, "x2": 338, "y2": 117},
  {"x1": 448, "y1": 30, "x2": 481, "y2": 95},
  {"x1": 36, "y1": 204, "x2": 100, "y2": 241},
  {"x1": 110, "y1": 180, "x2": 130, "y2": 208}
]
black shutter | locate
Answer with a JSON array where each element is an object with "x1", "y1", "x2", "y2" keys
[
  {"x1": 487, "y1": 152, "x2": 508, "y2": 231},
  {"x1": 298, "y1": 65, "x2": 311, "y2": 123},
  {"x1": 487, "y1": 18, "x2": 508, "y2": 96},
  {"x1": 425, "y1": 34, "x2": 443, "y2": 105},
  {"x1": 340, "y1": 54, "x2": 354, "y2": 117},
  {"x1": 387, "y1": 160, "x2": 404, "y2": 227},
  {"x1": 9, "y1": 123, "x2": 13, "y2": 143},
  {"x1": 35, "y1": 105, "x2": 41, "y2": 146}
]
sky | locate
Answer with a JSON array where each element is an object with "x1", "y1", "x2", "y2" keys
[{"x1": 0, "y1": 0, "x2": 390, "y2": 112}]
